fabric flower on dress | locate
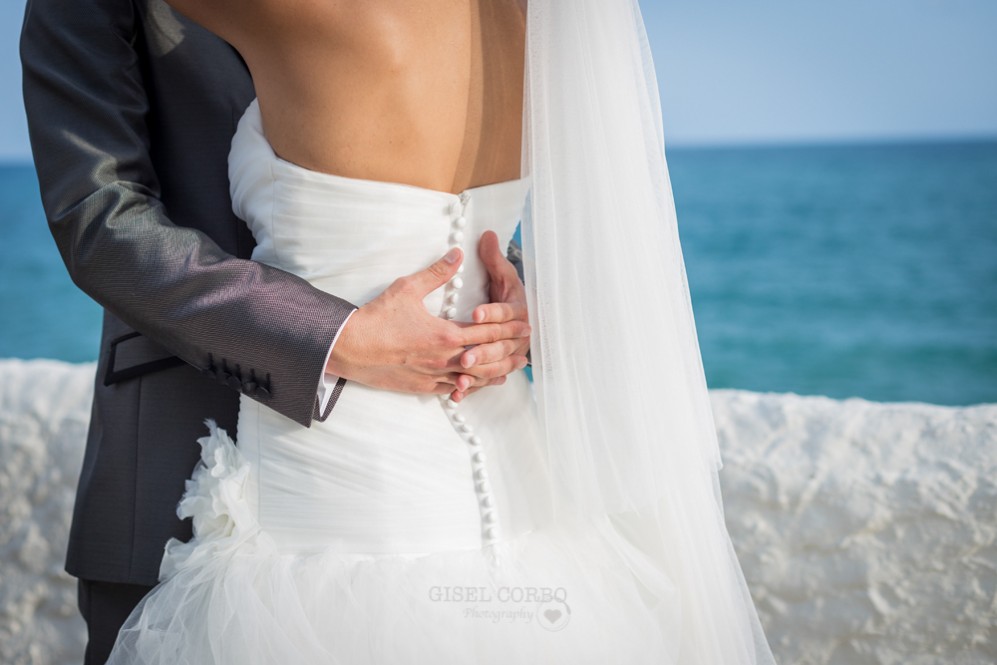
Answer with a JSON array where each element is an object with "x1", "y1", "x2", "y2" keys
[{"x1": 159, "y1": 419, "x2": 268, "y2": 581}]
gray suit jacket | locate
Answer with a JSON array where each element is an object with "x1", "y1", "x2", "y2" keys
[{"x1": 20, "y1": 0, "x2": 358, "y2": 585}]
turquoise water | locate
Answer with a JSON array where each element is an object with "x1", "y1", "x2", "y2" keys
[
  {"x1": 2, "y1": 139, "x2": 995, "y2": 405},
  {"x1": 0, "y1": 164, "x2": 103, "y2": 363}
]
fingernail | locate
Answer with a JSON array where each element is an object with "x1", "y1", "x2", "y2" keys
[
  {"x1": 444, "y1": 248, "x2": 460, "y2": 264},
  {"x1": 463, "y1": 353, "x2": 476, "y2": 368}
]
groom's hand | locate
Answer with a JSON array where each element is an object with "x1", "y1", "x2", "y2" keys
[
  {"x1": 451, "y1": 230, "x2": 532, "y2": 402},
  {"x1": 325, "y1": 247, "x2": 530, "y2": 396}
]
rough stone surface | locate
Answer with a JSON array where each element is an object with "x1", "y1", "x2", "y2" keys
[{"x1": 1, "y1": 359, "x2": 994, "y2": 664}]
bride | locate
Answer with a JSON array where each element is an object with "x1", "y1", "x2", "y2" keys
[{"x1": 108, "y1": 1, "x2": 777, "y2": 663}]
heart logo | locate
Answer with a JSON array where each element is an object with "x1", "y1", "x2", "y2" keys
[{"x1": 536, "y1": 600, "x2": 571, "y2": 631}]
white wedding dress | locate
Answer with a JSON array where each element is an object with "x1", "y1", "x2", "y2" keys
[{"x1": 107, "y1": 99, "x2": 775, "y2": 664}]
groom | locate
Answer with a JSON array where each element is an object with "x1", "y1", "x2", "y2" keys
[{"x1": 20, "y1": 1, "x2": 531, "y2": 662}]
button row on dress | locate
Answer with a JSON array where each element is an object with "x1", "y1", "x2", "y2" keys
[
  {"x1": 437, "y1": 192, "x2": 500, "y2": 548},
  {"x1": 441, "y1": 194, "x2": 469, "y2": 321},
  {"x1": 438, "y1": 396, "x2": 501, "y2": 546}
]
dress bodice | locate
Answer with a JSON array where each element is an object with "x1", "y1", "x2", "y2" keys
[
  {"x1": 229, "y1": 99, "x2": 532, "y2": 320},
  {"x1": 225, "y1": 100, "x2": 549, "y2": 557}
]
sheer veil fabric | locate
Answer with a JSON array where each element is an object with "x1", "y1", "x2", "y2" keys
[{"x1": 523, "y1": 0, "x2": 777, "y2": 660}]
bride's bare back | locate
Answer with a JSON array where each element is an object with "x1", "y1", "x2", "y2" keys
[{"x1": 170, "y1": 0, "x2": 526, "y2": 194}]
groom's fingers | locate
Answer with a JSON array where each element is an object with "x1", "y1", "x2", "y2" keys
[
  {"x1": 472, "y1": 301, "x2": 527, "y2": 325},
  {"x1": 455, "y1": 354, "x2": 529, "y2": 382},
  {"x1": 450, "y1": 375, "x2": 508, "y2": 403},
  {"x1": 478, "y1": 230, "x2": 518, "y2": 280},
  {"x1": 396, "y1": 247, "x2": 463, "y2": 297},
  {"x1": 458, "y1": 338, "x2": 522, "y2": 369},
  {"x1": 456, "y1": 319, "x2": 531, "y2": 347}
]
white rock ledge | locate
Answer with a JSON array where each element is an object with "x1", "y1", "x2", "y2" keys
[{"x1": 1, "y1": 359, "x2": 994, "y2": 664}]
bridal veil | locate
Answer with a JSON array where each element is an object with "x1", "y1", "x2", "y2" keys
[{"x1": 522, "y1": 1, "x2": 777, "y2": 660}]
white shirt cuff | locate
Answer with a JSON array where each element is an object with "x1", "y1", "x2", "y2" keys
[{"x1": 317, "y1": 308, "x2": 357, "y2": 413}]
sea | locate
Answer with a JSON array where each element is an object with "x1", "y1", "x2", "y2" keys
[{"x1": 2, "y1": 139, "x2": 995, "y2": 406}]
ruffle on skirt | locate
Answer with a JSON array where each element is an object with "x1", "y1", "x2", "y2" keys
[{"x1": 107, "y1": 421, "x2": 754, "y2": 664}]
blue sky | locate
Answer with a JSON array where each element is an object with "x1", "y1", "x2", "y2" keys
[
  {"x1": 643, "y1": 1, "x2": 997, "y2": 145},
  {"x1": 2, "y1": 0, "x2": 995, "y2": 159}
]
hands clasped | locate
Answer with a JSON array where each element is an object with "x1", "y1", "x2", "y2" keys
[{"x1": 326, "y1": 231, "x2": 531, "y2": 402}]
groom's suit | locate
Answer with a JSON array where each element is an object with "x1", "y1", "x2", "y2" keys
[{"x1": 21, "y1": 0, "x2": 359, "y2": 590}]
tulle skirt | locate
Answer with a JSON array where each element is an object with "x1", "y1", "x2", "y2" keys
[{"x1": 107, "y1": 421, "x2": 695, "y2": 664}]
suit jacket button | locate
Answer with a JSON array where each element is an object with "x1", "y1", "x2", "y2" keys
[
  {"x1": 226, "y1": 375, "x2": 242, "y2": 390},
  {"x1": 255, "y1": 385, "x2": 271, "y2": 399},
  {"x1": 243, "y1": 381, "x2": 258, "y2": 394}
]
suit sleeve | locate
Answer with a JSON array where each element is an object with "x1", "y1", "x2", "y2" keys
[{"x1": 20, "y1": 0, "x2": 356, "y2": 428}]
